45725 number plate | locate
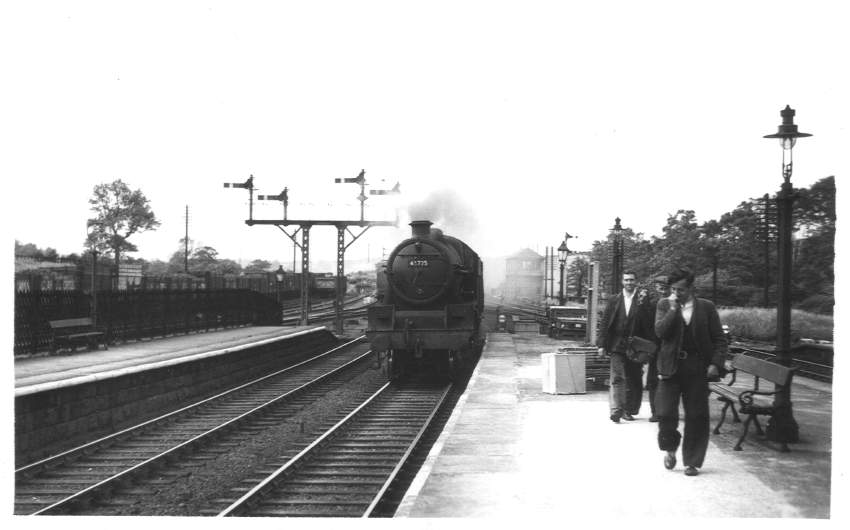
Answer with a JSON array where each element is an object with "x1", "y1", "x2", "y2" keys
[{"x1": 408, "y1": 259, "x2": 429, "y2": 267}]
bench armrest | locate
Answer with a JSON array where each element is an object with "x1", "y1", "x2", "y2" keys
[
  {"x1": 739, "y1": 388, "x2": 779, "y2": 408},
  {"x1": 718, "y1": 366, "x2": 737, "y2": 387}
]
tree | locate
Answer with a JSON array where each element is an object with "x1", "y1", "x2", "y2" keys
[
  {"x1": 15, "y1": 240, "x2": 59, "y2": 261},
  {"x1": 144, "y1": 259, "x2": 170, "y2": 276},
  {"x1": 792, "y1": 176, "x2": 835, "y2": 308},
  {"x1": 585, "y1": 178, "x2": 834, "y2": 311},
  {"x1": 87, "y1": 179, "x2": 160, "y2": 282},
  {"x1": 244, "y1": 259, "x2": 272, "y2": 274},
  {"x1": 649, "y1": 210, "x2": 702, "y2": 273},
  {"x1": 167, "y1": 243, "x2": 244, "y2": 276},
  {"x1": 567, "y1": 255, "x2": 589, "y2": 298}
]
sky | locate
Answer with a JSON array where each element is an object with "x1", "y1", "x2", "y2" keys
[{"x1": 2, "y1": 1, "x2": 847, "y2": 272}]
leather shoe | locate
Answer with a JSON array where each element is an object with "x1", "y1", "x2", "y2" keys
[
  {"x1": 622, "y1": 412, "x2": 635, "y2": 421},
  {"x1": 648, "y1": 415, "x2": 660, "y2": 422},
  {"x1": 610, "y1": 412, "x2": 621, "y2": 423},
  {"x1": 684, "y1": 466, "x2": 699, "y2": 476},
  {"x1": 664, "y1": 451, "x2": 676, "y2": 470}
]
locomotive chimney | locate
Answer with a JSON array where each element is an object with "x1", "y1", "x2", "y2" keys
[{"x1": 410, "y1": 220, "x2": 433, "y2": 237}]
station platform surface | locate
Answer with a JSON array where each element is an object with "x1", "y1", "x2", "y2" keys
[
  {"x1": 14, "y1": 325, "x2": 323, "y2": 393},
  {"x1": 397, "y1": 331, "x2": 837, "y2": 520}
]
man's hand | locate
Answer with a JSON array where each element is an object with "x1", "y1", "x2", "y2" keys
[
  {"x1": 598, "y1": 347, "x2": 608, "y2": 357},
  {"x1": 706, "y1": 364, "x2": 720, "y2": 380},
  {"x1": 667, "y1": 293, "x2": 679, "y2": 310}
]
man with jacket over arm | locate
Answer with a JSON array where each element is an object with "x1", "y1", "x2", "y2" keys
[
  {"x1": 597, "y1": 270, "x2": 655, "y2": 423},
  {"x1": 654, "y1": 267, "x2": 728, "y2": 476}
]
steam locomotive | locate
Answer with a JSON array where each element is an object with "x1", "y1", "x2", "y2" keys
[{"x1": 366, "y1": 220, "x2": 484, "y2": 381}]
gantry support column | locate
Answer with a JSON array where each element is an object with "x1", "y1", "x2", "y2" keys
[
  {"x1": 336, "y1": 226, "x2": 346, "y2": 334},
  {"x1": 300, "y1": 226, "x2": 311, "y2": 325}
]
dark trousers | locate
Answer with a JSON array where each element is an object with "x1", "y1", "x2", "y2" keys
[
  {"x1": 609, "y1": 353, "x2": 644, "y2": 416},
  {"x1": 646, "y1": 359, "x2": 658, "y2": 416},
  {"x1": 655, "y1": 355, "x2": 711, "y2": 468}
]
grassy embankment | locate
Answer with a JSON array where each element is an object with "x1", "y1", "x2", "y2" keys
[{"x1": 718, "y1": 307, "x2": 833, "y2": 342}]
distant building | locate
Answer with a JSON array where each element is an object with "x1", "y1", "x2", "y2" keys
[
  {"x1": 118, "y1": 263, "x2": 143, "y2": 290},
  {"x1": 503, "y1": 248, "x2": 544, "y2": 302},
  {"x1": 15, "y1": 257, "x2": 79, "y2": 291}
]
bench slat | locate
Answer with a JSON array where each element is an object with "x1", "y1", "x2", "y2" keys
[
  {"x1": 732, "y1": 354, "x2": 794, "y2": 386},
  {"x1": 709, "y1": 383, "x2": 738, "y2": 401},
  {"x1": 66, "y1": 332, "x2": 105, "y2": 339},
  {"x1": 49, "y1": 317, "x2": 95, "y2": 329}
]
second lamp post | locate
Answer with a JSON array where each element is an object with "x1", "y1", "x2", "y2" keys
[{"x1": 557, "y1": 237, "x2": 569, "y2": 305}]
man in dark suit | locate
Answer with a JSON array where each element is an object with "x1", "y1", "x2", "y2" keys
[
  {"x1": 654, "y1": 267, "x2": 727, "y2": 476},
  {"x1": 645, "y1": 275, "x2": 671, "y2": 422},
  {"x1": 597, "y1": 270, "x2": 655, "y2": 423}
]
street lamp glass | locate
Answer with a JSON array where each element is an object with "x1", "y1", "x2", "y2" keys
[
  {"x1": 557, "y1": 241, "x2": 568, "y2": 264},
  {"x1": 781, "y1": 137, "x2": 796, "y2": 150},
  {"x1": 275, "y1": 266, "x2": 285, "y2": 283}
]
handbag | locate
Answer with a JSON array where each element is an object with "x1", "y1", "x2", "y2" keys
[
  {"x1": 626, "y1": 335, "x2": 658, "y2": 364},
  {"x1": 625, "y1": 305, "x2": 657, "y2": 363}
]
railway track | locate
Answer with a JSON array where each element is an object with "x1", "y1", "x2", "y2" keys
[
  {"x1": 730, "y1": 342, "x2": 833, "y2": 384},
  {"x1": 281, "y1": 296, "x2": 371, "y2": 325},
  {"x1": 215, "y1": 380, "x2": 452, "y2": 517},
  {"x1": 15, "y1": 337, "x2": 374, "y2": 515}
]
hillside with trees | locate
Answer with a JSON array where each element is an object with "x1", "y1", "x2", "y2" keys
[{"x1": 587, "y1": 176, "x2": 834, "y2": 314}]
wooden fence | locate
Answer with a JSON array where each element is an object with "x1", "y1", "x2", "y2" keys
[{"x1": 14, "y1": 289, "x2": 281, "y2": 356}]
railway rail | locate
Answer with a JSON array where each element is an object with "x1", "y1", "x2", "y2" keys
[
  {"x1": 730, "y1": 342, "x2": 833, "y2": 384},
  {"x1": 216, "y1": 380, "x2": 452, "y2": 517},
  {"x1": 16, "y1": 337, "x2": 373, "y2": 515},
  {"x1": 282, "y1": 300, "x2": 370, "y2": 326}
]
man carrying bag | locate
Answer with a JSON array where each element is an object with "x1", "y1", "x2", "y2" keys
[{"x1": 597, "y1": 271, "x2": 657, "y2": 422}]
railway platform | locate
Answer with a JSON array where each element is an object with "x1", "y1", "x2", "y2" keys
[
  {"x1": 14, "y1": 325, "x2": 322, "y2": 392},
  {"x1": 12, "y1": 324, "x2": 342, "y2": 467},
  {"x1": 397, "y1": 331, "x2": 838, "y2": 520}
]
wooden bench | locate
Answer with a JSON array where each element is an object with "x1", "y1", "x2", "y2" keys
[
  {"x1": 709, "y1": 354, "x2": 795, "y2": 452},
  {"x1": 49, "y1": 317, "x2": 108, "y2": 354}
]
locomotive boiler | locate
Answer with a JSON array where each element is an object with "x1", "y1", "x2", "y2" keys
[{"x1": 366, "y1": 220, "x2": 484, "y2": 380}]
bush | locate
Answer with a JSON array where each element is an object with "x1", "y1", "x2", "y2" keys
[
  {"x1": 797, "y1": 294, "x2": 834, "y2": 315},
  {"x1": 718, "y1": 307, "x2": 833, "y2": 342}
]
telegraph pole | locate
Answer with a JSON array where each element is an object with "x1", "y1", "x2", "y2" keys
[{"x1": 184, "y1": 205, "x2": 190, "y2": 273}]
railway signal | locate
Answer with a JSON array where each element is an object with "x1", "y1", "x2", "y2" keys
[
  {"x1": 369, "y1": 182, "x2": 401, "y2": 195},
  {"x1": 223, "y1": 175, "x2": 256, "y2": 220},
  {"x1": 258, "y1": 187, "x2": 289, "y2": 220},
  {"x1": 334, "y1": 169, "x2": 365, "y2": 185},
  {"x1": 226, "y1": 171, "x2": 398, "y2": 331},
  {"x1": 334, "y1": 169, "x2": 369, "y2": 221}
]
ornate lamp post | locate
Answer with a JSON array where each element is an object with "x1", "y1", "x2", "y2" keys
[
  {"x1": 275, "y1": 265, "x2": 285, "y2": 321},
  {"x1": 610, "y1": 217, "x2": 624, "y2": 294},
  {"x1": 762, "y1": 105, "x2": 811, "y2": 444},
  {"x1": 557, "y1": 240, "x2": 568, "y2": 305}
]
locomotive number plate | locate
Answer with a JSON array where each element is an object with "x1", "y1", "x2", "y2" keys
[{"x1": 408, "y1": 259, "x2": 429, "y2": 267}]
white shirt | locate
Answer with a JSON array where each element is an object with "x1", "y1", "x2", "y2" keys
[
  {"x1": 681, "y1": 298, "x2": 695, "y2": 325},
  {"x1": 622, "y1": 289, "x2": 635, "y2": 315}
]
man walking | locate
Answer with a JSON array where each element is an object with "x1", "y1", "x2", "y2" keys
[
  {"x1": 645, "y1": 275, "x2": 671, "y2": 422},
  {"x1": 597, "y1": 270, "x2": 654, "y2": 423},
  {"x1": 655, "y1": 267, "x2": 727, "y2": 476}
]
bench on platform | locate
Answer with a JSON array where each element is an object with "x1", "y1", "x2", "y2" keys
[
  {"x1": 709, "y1": 354, "x2": 795, "y2": 452},
  {"x1": 48, "y1": 317, "x2": 108, "y2": 354}
]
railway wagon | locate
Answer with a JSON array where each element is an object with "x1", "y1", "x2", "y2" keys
[{"x1": 366, "y1": 220, "x2": 484, "y2": 380}]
